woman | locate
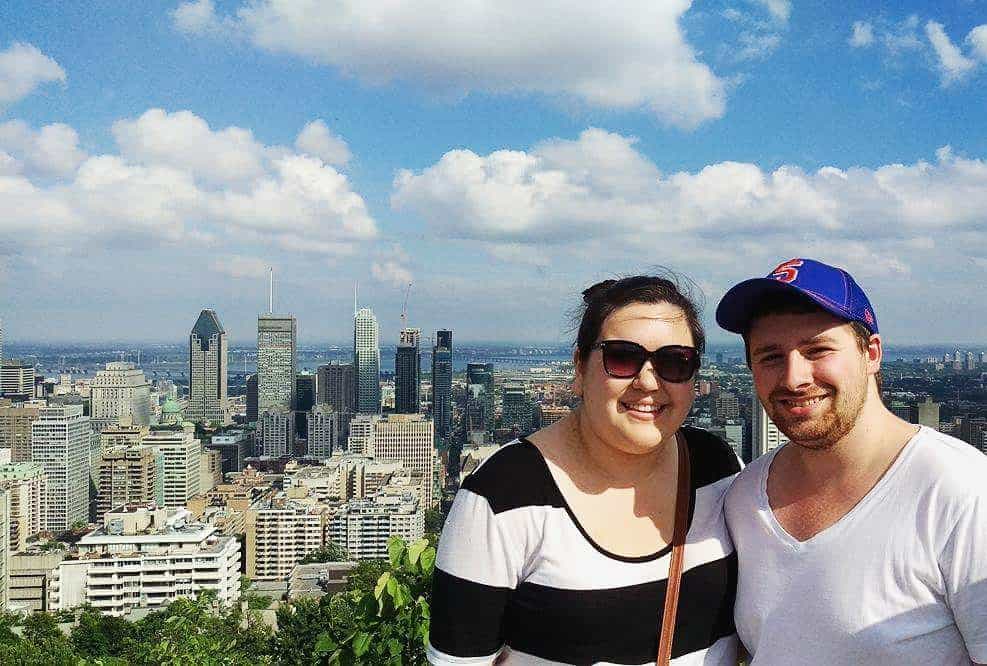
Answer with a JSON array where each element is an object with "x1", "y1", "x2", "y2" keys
[{"x1": 428, "y1": 276, "x2": 741, "y2": 665}]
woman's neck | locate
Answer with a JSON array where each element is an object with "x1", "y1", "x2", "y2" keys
[{"x1": 570, "y1": 409, "x2": 678, "y2": 488}]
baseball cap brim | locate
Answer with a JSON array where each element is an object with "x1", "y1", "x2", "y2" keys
[{"x1": 715, "y1": 277, "x2": 852, "y2": 334}]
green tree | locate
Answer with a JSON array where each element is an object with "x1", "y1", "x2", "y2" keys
[
  {"x1": 21, "y1": 612, "x2": 63, "y2": 645},
  {"x1": 71, "y1": 606, "x2": 134, "y2": 659},
  {"x1": 299, "y1": 541, "x2": 349, "y2": 564},
  {"x1": 312, "y1": 536, "x2": 435, "y2": 665}
]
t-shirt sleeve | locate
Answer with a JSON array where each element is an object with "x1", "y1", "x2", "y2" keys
[
  {"x1": 427, "y1": 482, "x2": 527, "y2": 664},
  {"x1": 940, "y1": 494, "x2": 987, "y2": 663}
]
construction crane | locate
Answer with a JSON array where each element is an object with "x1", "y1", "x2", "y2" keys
[{"x1": 400, "y1": 282, "x2": 413, "y2": 329}]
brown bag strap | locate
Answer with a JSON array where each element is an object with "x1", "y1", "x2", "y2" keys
[{"x1": 656, "y1": 432, "x2": 691, "y2": 666}]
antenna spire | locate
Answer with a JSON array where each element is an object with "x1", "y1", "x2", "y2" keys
[
  {"x1": 353, "y1": 281, "x2": 358, "y2": 317},
  {"x1": 268, "y1": 267, "x2": 274, "y2": 314}
]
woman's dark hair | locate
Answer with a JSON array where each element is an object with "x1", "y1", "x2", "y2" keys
[{"x1": 573, "y1": 272, "x2": 706, "y2": 365}]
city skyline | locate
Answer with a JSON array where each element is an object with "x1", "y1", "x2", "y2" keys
[{"x1": 2, "y1": 3, "x2": 987, "y2": 343}]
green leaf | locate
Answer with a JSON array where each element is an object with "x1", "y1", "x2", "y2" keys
[
  {"x1": 374, "y1": 572, "x2": 392, "y2": 600},
  {"x1": 314, "y1": 632, "x2": 338, "y2": 656},
  {"x1": 419, "y1": 547, "x2": 436, "y2": 575},
  {"x1": 406, "y1": 539, "x2": 427, "y2": 567},
  {"x1": 352, "y1": 632, "x2": 371, "y2": 657},
  {"x1": 387, "y1": 537, "x2": 406, "y2": 567},
  {"x1": 387, "y1": 638, "x2": 402, "y2": 656}
]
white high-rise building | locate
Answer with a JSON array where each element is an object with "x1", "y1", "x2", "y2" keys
[
  {"x1": 31, "y1": 405, "x2": 92, "y2": 532},
  {"x1": 368, "y1": 414, "x2": 435, "y2": 508},
  {"x1": 89, "y1": 362, "x2": 151, "y2": 431},
  {"x1": 31, "y1": 405, "x2": 90, "y2": 532},
  {"x1": 353, "y1": 308, "x2": 380, "y2": 414},
  {"x1": 0, "y1": 463, "x2": 46, "y2": 551},
  {"x1": 257, "y1": 314, "x2": 297, "y2": 412},
  {"x1": 189, "y1": 309, "x2": 230, "y2": 425},
  {"x1": 257, "y1": 407, "x2": 294, "y2": 457},
  {"x1": 752, "y1": 395, "x2": 789, "y2": 459},
  {"x1": 141, "y1": 426, "x2": 201, "y2": 508},
  {"x1": 307, "y1": 404, "x2": 339, "y2": 459},
  {"x1": 0, "y1": 488, "x2": 8, "y2": 610}
]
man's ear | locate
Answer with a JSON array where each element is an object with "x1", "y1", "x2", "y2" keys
[{"x1": 866, "y1": 333, "x2": 882, "y2": 375}]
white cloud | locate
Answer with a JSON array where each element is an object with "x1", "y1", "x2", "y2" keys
[
  {"x1": 0, "y1": 120, "x2": 87, "y2": 177},
  {"x1": 882, "y1": 15, "x2": 923, "y2": 54},
  {"x1": 392, "y1": 129, "x2": 987, "y2": 273},
  {"x1": 176, "y1": 0, "x2": 726, "y2": 129},
  {"x1": 0, "y1": 111, "x2": 377, "y2": 258},
  {"x1": 371, "y1": 260, "x2": 413, "y2": 287},
  {"x1": 967, "y1": 24, "x2": 987, "y2": 62},
  {"x1": 749, "y1": 0, "x2": 790, "y2": 24},
  {"x1": 0, "y1": 42, "x2": 66, "y2": 107},
  {"x1": 737, "y1": 32, "x2": 782, "y2": 61},
  {"x1": 295, "y1": 120, "x2": 351, "y2": 166},
  {"x1": 210, "y1": 255, "x2": 270, "y2": 279},
  {"x1": 849, "y1": 21, "x2": 875, "y2": 48},
  {"x1": 172, "y1": 0, "x2": 235, "y2": 38},
  {"x1": 925, "y1": 21, "x2": 977, "y2": 85}
]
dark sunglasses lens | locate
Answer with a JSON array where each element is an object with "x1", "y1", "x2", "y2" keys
[
  {"x1": 655, "y1": 347, "x2": 697, "y2": 383},
  {"x1": 602, "y1": 343, "x2": 645, "y2": 378}
]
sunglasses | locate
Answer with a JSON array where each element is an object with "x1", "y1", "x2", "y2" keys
[{"x1": 591, "y1": 340, "x2": 700, "y2": 383}]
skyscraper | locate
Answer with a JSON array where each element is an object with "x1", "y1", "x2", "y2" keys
[
  {"x1": 431, "y1": 330, "x2": 453, "y2": 443},
  {"x1": 465, "y1": 363, "x2": 494, "y2": 434},
  {"x1": 189, "y1": 309, "x2": 229, "y2": 425},
  {"x1": 752, "y1": 395, "x2": 789, "y2": 458},
  {"x1": 367, "y1": 414, "x2": 436, "y2": 508},
  {"x1": 354, "y1": 308, "x2": 380, "y2": 414},
  {"x1": 395, "y1": 328, "x2": 421, "y2": 414},
  {"x1": 317, "y1": 363, "x2": 355, "y2": 412},
  {"x1": 141, "y1": 426, "x2": 202, "y2": 508},
  {"x1": 246, "y1": 374, "x2": 258, "y2": 422},
  {"x1": 257, "y1": 314, "x2": 297, "y2": 411},
  {"x1": 307, "y1": 403, "x2": 339, "y2": 459},
  {"x1": 89, "y1": 362, "x2": 151, "y2": 431},
  {"x1": 295, "y1": 374, "x2": 316, "y2": 440},
  {"x1": 31, "y1": 405, "x2": 91, "y2": 532},
  {"x1": 257, "y1": 407, "x2": 294, "y2": 457}
]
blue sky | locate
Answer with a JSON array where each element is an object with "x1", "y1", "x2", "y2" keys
[{"x1": 2, "y1": 0, "x2": 987, "y2": 345}]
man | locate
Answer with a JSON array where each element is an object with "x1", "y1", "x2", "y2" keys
[{"x1": 716, "y1": 258, "x2": 986, "y2": 665}]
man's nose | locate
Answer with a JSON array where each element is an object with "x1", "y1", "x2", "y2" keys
[{"x1": 780, "y1": 352, "x2": 813, "y2": 390}]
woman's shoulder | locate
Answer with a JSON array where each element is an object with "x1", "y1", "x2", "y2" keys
[
  {"x1": 680, "y1": 425, "x2": 742, "y2": 489},
  {"x1": 459, "y1": 438, "x2": 564, "y2": 514}
]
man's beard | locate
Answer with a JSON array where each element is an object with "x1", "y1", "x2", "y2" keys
[{"x1": 767, "y1": 378, "x2": 867, "y2": 450}]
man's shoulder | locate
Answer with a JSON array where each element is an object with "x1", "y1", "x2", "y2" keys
[
  {"x1": 724, "y1": 449, "x2": 773, "y2": 509},
  {"x1": 905, "y1": 427, "x2": 987, "y2": 500}
]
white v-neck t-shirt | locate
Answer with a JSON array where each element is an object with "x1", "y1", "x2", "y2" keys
[{"x1": 725, "y1": 427, "x2": 987, "y2": 665}]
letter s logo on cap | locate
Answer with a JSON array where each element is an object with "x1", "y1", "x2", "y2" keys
[{"x1": 771, "y1": 259, "x2": 803, "y2": 284}]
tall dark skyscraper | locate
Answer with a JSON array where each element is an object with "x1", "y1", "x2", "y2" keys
[
  {"x1": 188, "y1": 309, "x2": 229, "y2": 425},
  {"x1": 466, "y1": 362, "x2": 494, "y2": 433},
  {"x1": 246, "y1": 373, "x2": 258, "y2": 422},
  {"x1": 395, "y1": 328, "x2": 421, "y2": 414},
  {"x1": 317, "y1": 363, "x2": 355, "y2": 413},
  {"x1": 295, "y1": 374, "x2": 316, "y2": 439},
  {"x1": 431, "y1": 330, "x2": 453, "y2": 443}
]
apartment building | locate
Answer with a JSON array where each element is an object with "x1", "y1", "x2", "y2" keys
[
  {"x1": 96, "y1": 447, "x2": 160, "y2": 518},
  {"x1": 245, "y1": 494, "x2": 330, "y2": 581},
  {"x1": 327, "y1": 493, "x2": 423, "y2": 560},
  {"x1": 0, "y1": 462, "x2": 46, "y2": 551}
]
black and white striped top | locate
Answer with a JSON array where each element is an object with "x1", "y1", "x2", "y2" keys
[{"x1": 428, "y1": 427, "x2": 741, "y2": 665}]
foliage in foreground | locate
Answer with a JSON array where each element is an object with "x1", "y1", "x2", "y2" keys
[{"x1": 0, "y1": 536, "x2": 437, "y2": 665}]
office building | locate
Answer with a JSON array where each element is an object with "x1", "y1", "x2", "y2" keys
[
  {"x1": 317, "y1": 362, "x2": 354, "y2": 440},
  {"x1": 206, "y1": 430, "x2": 252, "y2": 476},
  {"x1": 295, "y1": 373, "x2": 316, "y2": 439},
  {"x1": 367, "y1": 414, "x2": 436, "y2": 508},
  {"x1": 347, "y1": 414, "x2": 376, "y2": 455},
  {"x1": 246, "y1": 373, "x2": 258, "y2": 422},
  {"x1": 502, "y1": 383, "x2": 533, "y2": 432},
  {"x1": 465, "y1": 363, "x2": 494, "y2": 433},
  {"x1": 257, "y1": 314, "x2": 297, "y2": 411},
  {"x1": 0, "y1": 401, "x2": 40, "y2": 462},
  {"x1": 395, "y1": 328, "x2": 421, "y2": 414},
  {"x1": 141, "y1": 426, "x2": 201, "y2": 508},
  {"x1": 328, "y1": 493, "x2": 423, "y2": 560},
  {"x1": 31, "y1": 405, "x2": 91, "y2": 532},
  {"x1": 188, "y1": 309, "x2": 230, "y2": 426},
  {"x1": 912, "y1": 397, "x2": 940, "y2": 430},
  {"x1": 431, "y1": 330, "x2": 453, "y2": 443},
  {"x1": 0, "y1": 463, "x2": 46, "y2": 551},
  {"x1": 752, "y1": 397, "x2": 789, "y2": 458},
  {"x1": 51, "y1": 506, "x2": 241, "y2": 616},
  {"x1": 257, "y1": 407, "x2": 294, "y2": 457},
  {"x1": 0, "y1": 360, "x2": 35, "y2": 398},
  {"x1": 89, "y1": 362, "x2": 152, "y2": 431},
  {"x1": 713, "y1": 392, "x2": 741, "y2": 420},
  {"x1": 354, "y1": 309, "x2": 380, "y2": 414},
  {"x1": 96, "y1": 447, "x2": 159, "y2": 518},
  {"x1": 307, "y1": 404, "x2": 340, "y2": 459}
]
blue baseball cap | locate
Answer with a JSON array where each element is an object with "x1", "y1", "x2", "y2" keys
[{"x1": 716, "y1": 258, "x2": 879, "y2": 335}]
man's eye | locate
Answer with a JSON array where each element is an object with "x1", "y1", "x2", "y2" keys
[{"x1": 757, "y1": 354, "x2": 781, "y2": 364}]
